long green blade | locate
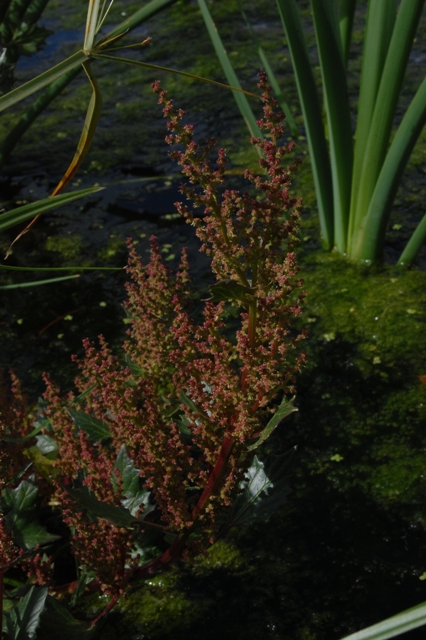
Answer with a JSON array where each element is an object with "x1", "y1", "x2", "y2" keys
[
  {"x1": 236, "y1": 0, "x2": 298, "y2": 136},
  {"x1": 51, "y1": 60, "x2": 103, "y2": 196},
  {"x1": 0, "y1": 66, "x2": 82, "y2": 166},
  {"x1": 92, "y1": 53, "x2": 256, "y2": 97},
  {"x1": 339, "y1": 600, "x2": 426, "y2": 640},
  {"x1": 339, "y1": 0, "x2": 356, "y2": 68},
  {"x1": 353, "y1": 74, "x2": 426, "y2": 262},
  {"x1": 276, "y1": 0, "x2": 334, "y2": 249},
  {"x1": 349, "y1": 0, "x2": 397, "y2": 242},
  {"x1": 196, "y1": 0, "x2": 261, "y2": 141},
  {"x1": 84, "y1": 0, "x2": 101, "y2": 53},
  {"x1": 351, "y1": 0, "x2": 425, "y2": 250},
  {"x1": 0, "y1": 186, "x2": 103, "y2": 232},
  {"x1": 0, "y1": 275, "x2": 80, "y2": 289},
  {"x1": 0, "y1": 50, "x2": 87, "y2": 113},
  {"x1": 310, "y1": 0, "x2": 353, "y2": 254},
  {"x1": 97, "y1": 0, "x2": 180, "y2": 44},
  {"x1": 0, "y1": 264, "x2": 122, "y2": 272},
  {"x1": 398, "y1": 211, "x2": 426, "y2": 266}
]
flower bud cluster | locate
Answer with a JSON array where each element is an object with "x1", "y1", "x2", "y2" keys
[{"x1": 40, "y1": 74, "x2": 306, "y2": 594}]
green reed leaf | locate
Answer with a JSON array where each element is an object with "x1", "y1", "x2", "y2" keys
[
  {"x1": 339, "y1": 600, "x2": 426, "y2": 640},
  {"x1": 0, "y1": 186, "x2": 103, "y2": 232}
]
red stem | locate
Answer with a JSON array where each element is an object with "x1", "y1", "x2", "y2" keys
[{"x1": 191, "y1": 435, "x2": 235, "y2": 520}]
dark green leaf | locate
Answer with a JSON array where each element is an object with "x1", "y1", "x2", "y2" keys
[
  {"x1": 37, "y1": 595, "x2": 95, "y2": 640},
  {"x1": 4, "y1": 585, "x2": 48, "y2": 640},
  {"x1": 64, "y1": 485, "x2": 138, "y2": 527},
  {"x1": 226, "y1": 451, "x2": 294, "y2": 527},
  {"x1": 67, "y1": 408, "x2": 111, "y2": 442},
  {"x1": 124, "y1": 355, "x2": 145, "y2": 377},
  {"x1": 179, "y1": 391, "x2": 209, "y2": 419},
  {"x1": 3, "y1": 476, "x2": 59, "y2": 549},
  {"x1": 247, "y1": 396, "x2": 297, "y2": 451},
  {"x1": 115, "y1": 446, "x2": 155, "y2": 517},
  {"x1": 70, "y1": 566, "x2": 96, "y2": 607},
  {"x1": 207, "y1": 280, "x2": 254, "y2": 303}
]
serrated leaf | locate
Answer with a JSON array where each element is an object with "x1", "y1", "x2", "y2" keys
[
  {"x1": 247, "y1": 396, "x2": 297, "y2": 451},
  {"x1": 4, "y1": 585, "x2": 48, "y2": 640},
  {"x1": 37, "y1": 595, "x2": 95, "y2": 640},
  {"x1": 67, "y1": 408, "x2": 111, "y2": 442},
  {"x1": 64, "y1": 485, "x2": 137, "y2": 527},
  {"x1": 35, "y1": 434, "x2": 58, "y2": 456},
  {"x1": 207, "y1": 279, "x2": 254, "y2": 303},
  {"x1": 70, "y1": 566, "x2": 96, "y2": 607},
  {"x1": 115, "y1": 445, "x2": 155, "y2": 517},
  {"x1": 226, "y1": 452, "x2": 294, "y2": 527},
  {"x1": 3, "y1": 476, "x2": 60, "y2": 548}
]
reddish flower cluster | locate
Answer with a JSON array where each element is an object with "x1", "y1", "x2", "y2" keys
[
  {"x1": 40, "y1": 74, "x2": 306, "y2": 596},
  {"x1": 0, "y1": 372, "x2": 33, "y2": 569}
]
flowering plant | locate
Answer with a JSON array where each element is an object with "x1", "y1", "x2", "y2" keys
[{"x1": 1, "y1": 74, "x2": 305, "y2": 631}]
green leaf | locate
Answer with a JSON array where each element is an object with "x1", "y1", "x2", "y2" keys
[
  {"x1": 124, "y1": 355, "x2": 145, "y2": 377},
  {"x1": 276, "y1": 0, "x2": 334, "y2": 249},
  {"x1": 63, "y1": 485, "x2": 138, "y2": 527},
  {"x1": 38, "y1": 595, "x2": 95, "y2": 640},
  {"x1": 226, "y1": 452, "x2": 293, "y2": 527},
  {"x1": 207, "y1": 280, "x2": 254, "y2": 304},
  {"x1": 67, "y1": 408, "x2": 111, "y2": 442},
  {"x1": 92, "y1": 52, "x2": 256, "y2": 98},
  {"x1": 3, "y1": 476, "x2": 60, "y2": 549},
  {"x1": 180, "y1": 391, "x2": 207, "y2": 418},
  {"x1": 0, "y1": 50, "x2": 87, "y2": 113},
  {"x1": 69, "y1": 566, "x2": 96, "y2": 607},
  {"x1": 247, "y1": 395, "x2": 297, "y2": 451},
  {"x1": 35, "y1": 434, "x2": 58, "y2": 456},
  {"x1": 0, "y1": 186, "x2": 103, "y2": 232},
  {"x1": 196, "y1": 0, "x2": 261, "y2": 142},
  {"x1": 115, "y1": 445, "x2": 154, "y2": 517},
  {"x1": 4, "y1": 585, "x2": 48, "y2": 640},
  {"x1": 0, "y1": 274, "x2": 80, "y2": 289},
  {"x1": 339, "y1": 600, "x2": 426, "y2": 640}
]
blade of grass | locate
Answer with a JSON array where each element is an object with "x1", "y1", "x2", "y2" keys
[
  {"x1": 196, "y1": 0, "x2": 261, "y2": 141},
  {"x1": 92, "y1": 53, "x2": 257, "y2": 98},
  {"x1": 0, "y1": 66, "x2": 82, "y2": 166},
  {"x1": 98, "y1": 0, "x2": 180, "y2": 45},
  {"x1": 348, "y1": 0, "x2": 397, "y2": 243},
  {"x1": 276, "y1": 0, "x2": 334, "y2": 249},
  {"x1": 0, "y1": 275, "x2": 81, "y2": 289},
  {"x1": 0, "y1": 186, "x2": 103, "y2": 233},
  {"x1": 0, "y1": 50, "x2": 87, "y2": 113},
  {"x1": 398, "y1": 212, "x2": 426, "y2": 266},
  {"x1": 339, "y1": 0, "x2": 356, "y2": 68},
  {"x1": 339, "y1": 600, "x2": 426, "y2": 640},
  {"x1": 311, "y1": 0, "x2": 353, "y2": 254},
  {"x1": 84, "y1": 0, "x2": 102, "y2": 54},
  {"x1": 354, "y1": 73, "x2": 426, "y2": 262},
  {"x1": 0, "y1": 264, "x2": 123, "y2": 271},
  {"x1": 236, "y1": 0, "x2": 297, "y2": 136},
  {"x1": 351, "y1": 0, "x2": 425, "y2": 253},
  {"x1": 51, "y1": 60, "x2": 103, "y2": 196}
]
